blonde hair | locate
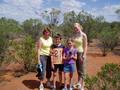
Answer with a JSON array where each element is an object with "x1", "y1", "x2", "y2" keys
[
  {"x1": 67, "y1": 38, "x2": 74, "y2": 43},
  {"x1": 74, "y1": 23, "x2": 83, "y2": 30}
]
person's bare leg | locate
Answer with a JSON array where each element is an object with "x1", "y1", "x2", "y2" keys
[
  {"x1": 59, "y1": 71, "x2": 62, "y2": 86},
  {"x1": 39, "y1": 80, "x2": 44, "y2": 90},
  {"x1": 63, "y1": 72, "x2": 67, "y2": 89},
  {"x1": 53, "y1": 72, "x2": 57, "y2": 88},
  {"x1": 69, "y1": 72, "x2": 73, "y2": 88}
]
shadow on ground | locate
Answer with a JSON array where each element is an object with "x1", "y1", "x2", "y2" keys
[{"x1": 22, "y1": 80, "x2": 40, "y2": 89}]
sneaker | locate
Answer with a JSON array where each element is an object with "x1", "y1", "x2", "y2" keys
[
  {"x1": 50, "y1": 85, "x2": 56, "y2": 90},
  {"x1": 69, "y1": 87, "x2": 73, "y2": 90},
  {"x1": 62, "y1": 87, "x2": 67, "y2": 90},
  {"x1": 81, "y1": 85, "x2": 84, "y2": 90},
  {"x1": 52, "y1": 87, "x2": 56, "y2": 90},
  {"x1": 39, "y1": 84, "x2": 44, "y2": 90},
  {"x1": 46, "y1": 81, "x2": 51, "y2": 87},
  {"x1": 72, "y1": 83, "x2": 81, "y2": 89}
]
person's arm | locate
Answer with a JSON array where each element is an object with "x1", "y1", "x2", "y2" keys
[
  {"x1": 63, "y1": 53, "x2": 72, "y2": 61},
  {"x1": 63, "y1": 52, "x2": 66, "y2": 60},
  {"x1": 38, "y1": 39, "x2": 42, "y2": 64},
  {"x1": 50, "y1": 47, "x2": 54, "y2": 68},
  {"x1": 83, "y1": 33, "x2": 88, "y2": 58}
]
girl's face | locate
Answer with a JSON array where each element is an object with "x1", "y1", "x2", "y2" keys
[
  {"x1": 74, "y1": 23, "x2": 81, "y2": 32},
  {"x1": 67, "y1": 40, "x2": 74, "y2": 47}
]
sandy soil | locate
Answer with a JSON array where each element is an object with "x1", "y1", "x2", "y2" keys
[{"x1": 0, "y1": 42, "x2": 120, "y2": 90}]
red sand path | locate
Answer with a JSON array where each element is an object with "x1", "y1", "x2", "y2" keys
[{"x1": 0, "y1": 45, "x2": 120, "y2": 90}]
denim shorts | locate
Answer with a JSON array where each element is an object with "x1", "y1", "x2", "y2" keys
[{"x1": 64, "y1": 63, "x2": 76, "y2": 73}]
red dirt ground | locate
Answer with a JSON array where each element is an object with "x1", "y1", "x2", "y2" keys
[{"x1": 0, "y1": 42, "x2": 120, "y2": 90}]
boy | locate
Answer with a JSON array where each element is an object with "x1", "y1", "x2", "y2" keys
[{"x1": 50, "y1": 34, "x2": 65, "y2": 89}]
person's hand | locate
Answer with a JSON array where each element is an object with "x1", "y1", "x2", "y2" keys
[
  {"x1": 37, "y1": 64, "x2": 42, "y2": 72},
  {"x1": 52, "y1": 64, "x2": 54, "y2": 69},
  {"x1": 70, "y1": 55, "x2": 74, "y2": 59},
  {"x1": 82, "y1": 54, "x2": 86, "y2": 59},
  {"x1": 50, "y1": 50, "x2": 53, "y2": 55},
  {"x1": 66, "y1": 56, "x2": 71, "y2": 60}
]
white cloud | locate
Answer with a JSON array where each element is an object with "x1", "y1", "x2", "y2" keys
[
  {"x1": 88, "y1": 4, "x2": 120, "y2": 22},
  {"x1": 0, "y1": 0, "x2": 43, "y2": 22},
  {"x1": 60, "y1": 0, "x2": 86, "y2": 13},
  {"x1": 0, "y1": 0, "x2": 119, "y2": 22}
]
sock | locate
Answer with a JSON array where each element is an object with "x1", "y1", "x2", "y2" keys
[{"x1": 40, "y1": 83, "x2": 43, "y2": 87}]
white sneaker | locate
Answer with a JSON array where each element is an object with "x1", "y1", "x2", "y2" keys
[
  {"x1": 39, "y1": 84, "x2": 44, "y2": 90},
  {"x1": 62, "y1": 87, "x2": 67, "y2": 90},
  {"x1": 46, "y1": 81, "x2": 51, "y2": 87},
  {"x1": 50, "y1": 85, "x2": 56, "y2": 90},
  {"x1": 69, "y1": 87, "x2": 73, "y2": 90},
  {"x1": 72, "y1": 83, "x2": 81, "y2": 89},
  {"x1": 81, "y1": 85, "x2": 84, "y2": 90}
]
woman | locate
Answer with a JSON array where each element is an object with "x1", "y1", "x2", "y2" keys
[
  {"x1": 37, "y1": 27, "x2": 53, "y2": 90},
  {"x1": 73, "y1": 23, "x2": 88, "y2": 90}
]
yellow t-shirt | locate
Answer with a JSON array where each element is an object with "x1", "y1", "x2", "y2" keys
[
  {"x1": 38, "y1": 36, "x2": 53, "y2": 56},
  {"x1": 74, "y1": 35, "x2": 84, "y2": 52}
]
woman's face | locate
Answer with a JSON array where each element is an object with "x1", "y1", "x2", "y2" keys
[
  {"x1": 74, "y1": 23, "x2": 81, "y2": 32},
  {"x1": 44, "y1": 31, "x2": 50, "y2": 36}
]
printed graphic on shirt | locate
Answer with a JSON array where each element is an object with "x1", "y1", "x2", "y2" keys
[{"x1": 51, "y1": 48, "x2": 63, "y2": 64}]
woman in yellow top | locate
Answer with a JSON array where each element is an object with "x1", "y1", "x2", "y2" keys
[
  {"x1": 37, "y1": 27, "x2": 53, "y2": 90},
  {"x1": 73, "y1": 23, "x2": 88, "y2": 90}
]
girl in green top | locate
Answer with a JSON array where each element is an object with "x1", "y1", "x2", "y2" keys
[{"x1": 73, "y1": 23, "x2": 88, "y2": 90}]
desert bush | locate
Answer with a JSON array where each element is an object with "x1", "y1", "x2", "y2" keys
[
  {"x1": 85, "y1": 75, "x2": 98, "y2": 90},
  {"x1": 13, "y1": 35, "x2": 37, "y2": 72},
  {"x1": 0, "y1": 34, "x2": 9, "y2": 64},
  {"x1": 98, "y1": 26, "x2": 119, "y2": 56},
  {"x1": 97, "y1": 63, "x2": 120, "y2": 90},
  {"x1": 85, "y1": 63, "x2": 120, "y2": 90}
]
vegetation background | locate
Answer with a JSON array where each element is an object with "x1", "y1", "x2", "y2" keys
[{"x1": 0, "y1": 8, "x2": 120, "y2": 90}]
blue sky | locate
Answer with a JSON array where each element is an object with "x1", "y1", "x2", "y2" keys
[{"x1": 0, "y1": 0, "x2": 120, "y2": 22}]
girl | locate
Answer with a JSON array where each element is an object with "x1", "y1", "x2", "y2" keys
[
  {"x1": 73, "y1": 23, "x2": 88, "y2": 90},
  {"x1": 62, "y1": 38, "x2": 78, "y2": 90}
]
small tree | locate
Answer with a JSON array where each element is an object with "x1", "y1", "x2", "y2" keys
[
  {"x1": 0, "y1": 34, "x2": 9, "y2": 64},
  {"x1": 15, "y1": 36, "x2": 37, "y2": 72},
  {"x1": 22, "y1": 19, "x2": 43, "y2": 40},
  {"x1": 98, "y1": 26, "x2": 119, "y2": 56},
  {"x1": 0, "y1": 17, "x2": 22, "y2": 65}
]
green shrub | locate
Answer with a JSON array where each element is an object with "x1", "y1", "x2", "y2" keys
[
  {"x1": 85, "y1": 63, "x2": 120, "y2": 90},
  {"x1": 14, "y1": 35, "x2": 37, "y2": 72},
  {"x1": 85, "y1": 75, "x2": 98, "y2": 90}
]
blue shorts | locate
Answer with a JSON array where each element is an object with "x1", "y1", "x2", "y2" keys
[{"x1": 64, "y1": 63, "x2": 76, "y2": 73}]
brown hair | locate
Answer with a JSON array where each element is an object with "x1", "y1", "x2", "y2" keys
[
  {"x1": 42, "y1": 27, "x2": 51, "y2": 35},
  {"x1": 54, "y1": 34, "x2": 62, "y2": 40}
]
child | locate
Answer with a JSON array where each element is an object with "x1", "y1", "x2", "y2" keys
[
  {"x1": 62, "y1": 38, "x2": 78, "y2": 90},
  {"x1": 50, "y1": 34, "x2": 65, "y2": 89}
]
